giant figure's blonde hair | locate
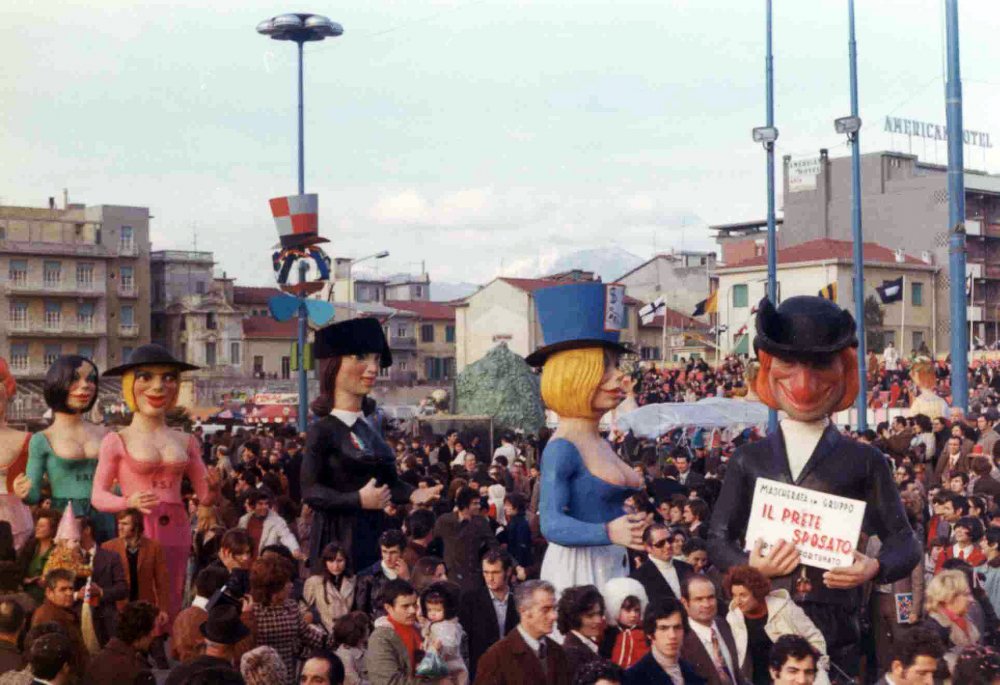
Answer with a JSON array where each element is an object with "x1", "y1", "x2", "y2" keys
[
  {"x1": 540, "y1": 347, "x2": 607, "y2": 419},
  {"x1": 121, "y1": 366, "x2": 180, "y2": 413}
]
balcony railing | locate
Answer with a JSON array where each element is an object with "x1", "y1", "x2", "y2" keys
[
  {"x1": 6, "y1": 319, "x2": 105, "y2": 336},
  {"x1": 119, "y1": 323, "x2": 139, "y2": 337},
  {"x1": 388, "y1": 336, "x2": 417, "y2": 349},
  {"x1": 118, "y1": 283, "x2": 138, "y2": 298},
  {"x1": 119, "y1": 242, "x2": 138, "y2": 256},
  {"x1": 4, "y1": 279, "x2": 102, "y2": 296}
]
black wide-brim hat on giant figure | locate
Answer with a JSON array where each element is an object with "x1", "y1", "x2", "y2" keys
[
  {"x1": 753, "y1": 295, "x2": 858, "y2": 360},
  {"x1": 314, "y1": 317, "x2": 393, "y2": 368},
  {"x1": 103, "y1": 344, "x2": 200, "y2": 377}
]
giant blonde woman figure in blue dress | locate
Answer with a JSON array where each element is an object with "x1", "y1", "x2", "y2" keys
[{"x1": 526, "y1": 282, "x2": 648, "y2": 596}]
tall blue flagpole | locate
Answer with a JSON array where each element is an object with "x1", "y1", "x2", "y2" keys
[
  {"x1": 765, "y1": 0, "x2": 778, "y2": 433},
  {"x1": 945, "y1": 0, "x2": 968, "y2": 412},
  {"x1": 848, "y1": 0, "x2": 868, "y2": 431}
]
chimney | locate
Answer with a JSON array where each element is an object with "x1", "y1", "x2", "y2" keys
[
  {"x1": 48, "y1": 197, "x2": 55, "y2": 209},
  {"x1": 894, "y1": 248, "x2": 905, "y2": 263},
  {"x1": 63, "y1": 188, "x2": 69, "y2": 209}
]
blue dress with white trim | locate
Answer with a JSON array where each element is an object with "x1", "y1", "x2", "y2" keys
[{"x1": 539, "y1": 438, "x2": 639, "y2": 595}]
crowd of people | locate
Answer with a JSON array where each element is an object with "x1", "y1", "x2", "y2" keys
[{"x1": 8, "y1": 337, "x2": 1000, "y2": 685}]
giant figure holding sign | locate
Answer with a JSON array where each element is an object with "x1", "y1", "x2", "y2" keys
[{"x1": 708, "y1": 296, "x2": 920, "y2": 676}]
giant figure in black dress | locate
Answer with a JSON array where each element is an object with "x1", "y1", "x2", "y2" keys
[{"x1": 302, "y1": 318, "x2": 441, "y2": 572}]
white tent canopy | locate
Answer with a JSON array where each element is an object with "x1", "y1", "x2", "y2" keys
[{"x1": 616, "y1": 397, "x2": 770, "y2": 439}]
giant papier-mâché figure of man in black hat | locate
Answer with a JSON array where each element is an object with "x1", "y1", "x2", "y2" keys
[
  {"x1": 302, "y1": 317, "x2": 442, "y2": 573},
  {"x1": 708, "y1": 296, "x2": 921, "y2": 676}
]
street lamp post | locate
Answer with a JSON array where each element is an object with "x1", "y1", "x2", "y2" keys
[
  {"x1": 835, "y1": 0, "x2": 868, "y2": 431},
  {"x1": 753, "y1": 0, "x2": 779, "y2": 432},
  {"x1": 257, "y1": 12, "x2": 343, "y2": 432}
]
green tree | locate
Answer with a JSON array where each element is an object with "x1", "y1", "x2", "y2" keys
[{"x1": 864, "y1": 294, "x2": 886, "y2": 352}]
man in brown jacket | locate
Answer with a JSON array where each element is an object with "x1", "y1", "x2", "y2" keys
[
  {"x1": 101, "y1": 509, "x2": 170, "y2": 620},
  {"x1": 170, "y1": 566, "x2": 229, "y2": 663},
  {"x1": 474, "y1": 579, "x2": 570, "y2": 685},
  {"x1": 30, "y1": 569, "x2": 88, "y2": 678}
]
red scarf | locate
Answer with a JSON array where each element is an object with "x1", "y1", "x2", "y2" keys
[
  {"x1": 387, "y1": 616, "x2": 422, "y2": 674},
  {"x1": 939, "y1": 606, "x2": 971, "y2": 636}
]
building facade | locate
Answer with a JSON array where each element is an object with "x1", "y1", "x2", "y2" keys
[
  {"x1": 615, "y1": 251, "x2": 717, "y2": 318},
  {"x1": 715, "y1": 150, "x2": 1000, "y2": 351},
  {"x1": 714, "y1": 239, "x2": 938, "y2": 356},
  {"x1": 386, "y1": 300, "x2": 456, "y2": 382},
  {"x1": 0, "y1": 202, "x2": 151, "y2": 381},
  {"x1": 455, "y1": 276, "x2": 646, "y2": 371}
]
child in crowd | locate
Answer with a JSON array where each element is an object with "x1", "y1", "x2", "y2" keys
[
  {"x1": 927, "y1": 535, "x2": 949, "y2": 584},
  {"x1": 420, "y1": 581, "x2": 468, "y2": 685},
  {"x1": 600, "y1": 577, "x2": 649, "y2": 669}
]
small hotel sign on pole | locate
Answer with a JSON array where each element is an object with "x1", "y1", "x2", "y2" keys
[{"x1": 884, "y1": 116, "x2": 993, "y2": 149}]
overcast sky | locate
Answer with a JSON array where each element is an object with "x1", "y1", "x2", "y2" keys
[{"x1": 4, "y1": 0, "x2": 1000, "y2": 287}]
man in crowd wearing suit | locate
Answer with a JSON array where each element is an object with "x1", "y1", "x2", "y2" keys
[
  {"x1": 680, "y1": 576, "x2": 743, "y2": 685},
  {"x1": 433, "y1": 486, "x2": 498, "y2": 592},
  {"x1": 474, "y1": 579, "x2": 570, "y2": 685},
  {"x1": 633, "y1": 522, "x2": 694, "y2": 609},
  {"x1": 78, "y1": 516, "x2": 128, "y2": 647},
  {"x1": 767, "y1": 636, "x2": 821, "y2": 685},
  {"x1": 674, "y1": 454, "x2": 704, "y2": 492},
  {"x1": 623, "y1": 599, "x2": 705, "y2": 684},
  {"x1": 461, "y1": 551, "x2": 519, "y2": 681},
  {"x1": 876, "y1": 627, "x2": 944, "y2": 685}
]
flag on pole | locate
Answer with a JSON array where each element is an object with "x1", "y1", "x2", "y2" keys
[
  {"x1": 639, "y1": 297, "x2": 665, "y2": 326},
  {"x1": 817, "y1": 282, "x2": 838, "y2": 301},
  {"x1": 692, "y1": 291, "x2": 718, "y2": 317},
  {"x1": 875, "y1": 277, "x2": 904, "y2": 304}
]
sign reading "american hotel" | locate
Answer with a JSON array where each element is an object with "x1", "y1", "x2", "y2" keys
[{"x1": 884, "y1": 116, "x2": 993, "y2": 149}]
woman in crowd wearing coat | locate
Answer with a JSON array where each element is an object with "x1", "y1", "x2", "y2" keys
[
  {"x1": 301, "y1": 318, "x2": 440, "y2": 573},
  {"x1": 724, "y1": 566, "x2": 829, "y2": 685},
  {"x1": 301, "y1": 542, "x2": 357, "y2": 634},
  {"x1": 921, "y1": 569, "x2": 980, "y2": 659}
]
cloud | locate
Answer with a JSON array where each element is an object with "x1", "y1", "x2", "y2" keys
[{"x1": 369, "y1": 188, "x2": 494, "y2": 227}]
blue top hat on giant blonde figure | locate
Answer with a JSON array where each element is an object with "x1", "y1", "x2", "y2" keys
[{"x1": 530, "y1": 281, "x2": 645, "y2": 601}]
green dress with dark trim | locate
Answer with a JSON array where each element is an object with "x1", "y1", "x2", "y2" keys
[{"x1": 25, "y1": 433, "x2": 117, "y2": 542}]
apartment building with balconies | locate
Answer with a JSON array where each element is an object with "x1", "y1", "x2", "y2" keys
[{"x1": 0, "y1": 201, "x2": 151, "y2": 388}]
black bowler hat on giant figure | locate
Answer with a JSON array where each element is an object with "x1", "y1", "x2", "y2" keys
[
  {"x1": 300, "y1": 317, "x2": 438, "y2": 573},
  {"x1": 707, "y1": 296, "x2": 921, "y2": 677}
]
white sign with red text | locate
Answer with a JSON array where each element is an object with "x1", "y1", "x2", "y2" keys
[{"x1": 743, "y1": 478, "x2": 866, "y2": 570}]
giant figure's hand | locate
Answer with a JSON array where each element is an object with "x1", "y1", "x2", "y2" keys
[
  {"x1": 128, "y1": 490, "x2": 160, "y2": 514},
  {"x1": 607, "y1": 514, "x2": 646, "y2": 550},
  {"x1": 823, "y1": 551, "x2": 880, "y2": 590},
  {"x1": 12, "y1": 474, "x2": 30, "y2": 500},
  {"x1": 749, "y1": 539, "x2": 800, "y2": 578},
  {"x1": 359, "y1": 479, "x2": 391, "y2": 510},
  {"x1": 410, "y1": 484, "x2": 443, "y2": 506}
]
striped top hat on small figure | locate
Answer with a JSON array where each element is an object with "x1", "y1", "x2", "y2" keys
[{"x1": 269, "y1": 193, "x2": 329, "y2": 249}]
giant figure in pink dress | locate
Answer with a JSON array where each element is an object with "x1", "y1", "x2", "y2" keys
[
  {"x1": 0, "y1": 357, "x2": 34, "y2": 550},
  {"x1": 92, "y1": 345, "x2": 218, "y2": 621}
]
